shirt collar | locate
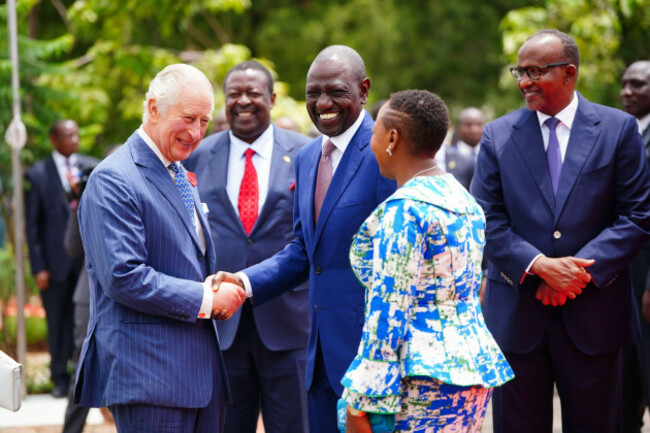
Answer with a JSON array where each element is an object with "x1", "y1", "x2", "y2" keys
[
  {"x1": 229, "y1": 124, "x2": 274, "y2": 160},
  {"x1": 536, "y1": 91, "x2": 579, "y2": 130},
  {"x1": 322, "y1": 110, "x2": 366, "y2": 153},
  {"x1": 638, "y1": 112, "x2": 650, "y2": 135},
  {"x1": 52, "y1": 150, "x2": 77, "y2": 165},
  {"x1": 137, "y1": 127, "x2": 172, "y2": 168}
]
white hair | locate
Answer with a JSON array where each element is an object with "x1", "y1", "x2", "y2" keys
[{"x1": 142, "y1": 64, "x2": 214, "y2": 124}]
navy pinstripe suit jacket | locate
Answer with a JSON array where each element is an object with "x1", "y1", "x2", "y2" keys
[{"x1": 74, "y1": 132, "x2": 229, "y2": 408}]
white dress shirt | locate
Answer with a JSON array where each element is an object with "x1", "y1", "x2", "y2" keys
[
  {"x1": 320, "y1": 110, "x2": 365, "y2": 174},
  {"x1": 52, "y1": 151, "x2": 80, "y2": 193},
  {"x1": 536, "y1": 91, "x2": 579, "y2": 163},
  {"x1": 638, "y1": 112, "x2": 650, "y2": 135},
  {"x1": 238, "y1": 111, "x2": 367, "y2": 297},
  {"x1": 523, "y1": 93, "x2": 580, "y2": 280},
  {"x1": 137, "y1": 128, "x2": 212, "y2": 318},
  {"x1": 226, "y1": 125, "x2": 274, "y2": 215}
]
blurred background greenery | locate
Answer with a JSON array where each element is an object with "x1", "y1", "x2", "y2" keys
[{"x1": 2, "y1": 0, "x2": 649, "y2": 163}]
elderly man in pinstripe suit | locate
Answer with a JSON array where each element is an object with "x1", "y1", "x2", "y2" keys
[{"x1": 73, "y1": 64, "x2": 245, "y2": 433}]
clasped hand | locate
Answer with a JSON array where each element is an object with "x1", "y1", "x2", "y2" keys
[
  {"x1": 204, "y1": 271, "x2": 246, "y2": 320},
  {"x1": 532, "y1": 256, "x2": 594, "y2": 307}
]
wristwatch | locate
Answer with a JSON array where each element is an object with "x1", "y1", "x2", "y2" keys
[{"x1": 347, "y1": 406, "x2": 367, "y2": 417}]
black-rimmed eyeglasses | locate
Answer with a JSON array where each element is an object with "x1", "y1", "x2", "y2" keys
[{"x1": 509, "y1": 62, "x2": 570, "y2": 81}]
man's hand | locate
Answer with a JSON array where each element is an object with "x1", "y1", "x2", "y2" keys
[
  {"x1": 34, "y1": 270, "x2": 51, "y2": 291},
  {"x1": 530, "y1": 256, "x2": 594, "y2": 300},
  {"x1": 210, "y1": 278, "x2": 245, "y2": 320},
  {"x1": 212, "y1": 271, "x2": 244, "y2": 288},
  {"x1": 346, "y1": 408, "x2": 372, "y2": 433},
  {"x1": 535, "y1": 282, "x2": 567, "y2": 306},
  {"x1": 642, "y1": 290, "x2": 650, "y2": 324}
]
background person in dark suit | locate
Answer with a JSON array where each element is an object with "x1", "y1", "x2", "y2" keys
[
  {"x1": 74, "y1": 64, "x2": 245, "y2": 433},
  {"x1": 184, "y1": 61, "x2": 311, "y2": 433},
  {"x1": 454, "y1": 107, "x2": 485, "y2": 162},
  {"x1": 621, "y1": 59, "x2": 650, "y2": 433},
  {"x1": 215, "y1": 45, "x2": 396, "y2": 433},
  {"x1": 25, "y1": 119, "x2": 98, "y2": 398},
  {"x1": 471, "y1": 30, "x2": 650, "y2": 433},
  {"x1": 441, "y1": 145, "x2": 475, "y2": 190}
]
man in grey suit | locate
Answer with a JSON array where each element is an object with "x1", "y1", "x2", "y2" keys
[
  {"x1": 184, "y1": 61, "x2": 310, "y2": 433},
  {"x1": 25, "y1": 119, "x2": 98, "y2": 398},
  {"x1": 621, "y1": 59, "x2": 650, "y2": 433}
]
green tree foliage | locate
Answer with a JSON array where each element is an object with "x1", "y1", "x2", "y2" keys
[{"x1": 216, "y1": 0, "x2": 546, "y2": 116}]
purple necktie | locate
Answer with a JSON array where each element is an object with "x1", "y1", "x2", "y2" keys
[
  {"x1": 314, "y1": 140, "x2": 336, "y2": 225},
  {"x1": 545, "y1": 117, "x2": 562, "y2": 196}
]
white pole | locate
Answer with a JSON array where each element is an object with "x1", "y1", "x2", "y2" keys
[{"x1": 5, "y1": 0, "x2": 28, "y2": 396}]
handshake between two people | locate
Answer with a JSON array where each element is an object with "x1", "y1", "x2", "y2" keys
[{"x1": 204, "y1": 271, "x2": 246, "y2": 320}]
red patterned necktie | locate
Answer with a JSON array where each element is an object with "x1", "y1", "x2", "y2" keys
[
  {"x1": 238, "y1": 148, "x2": 258, "y2": 235},
  {"x1": 314, "y1": 140, "x2": 336, "y2": 225}
]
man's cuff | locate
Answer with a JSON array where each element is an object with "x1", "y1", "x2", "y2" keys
[
  {"x1": 198, "y1": 280, "x2": 213, "y2": 319},
  {"x1": 521, "y1": 253, "x2": 545, "y2": 284},
  {"x1": 237, "y1": 271, "x2": 253, "y2": 298}
]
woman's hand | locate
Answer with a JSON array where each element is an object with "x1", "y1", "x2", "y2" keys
[{"x1": 346, "y1": 407, "x2": 372, "y2": 433}]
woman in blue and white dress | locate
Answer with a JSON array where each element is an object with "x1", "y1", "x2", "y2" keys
[{"x1": 341, "y1": 90, "x2": 514, "y2": 432}]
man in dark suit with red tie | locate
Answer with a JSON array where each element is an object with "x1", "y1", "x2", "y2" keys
[
  {"x1": 471, "y1": 30, "x2": 650, "y2": 432},
  {"x1": 25, "y1": 120, "x2": 98, "y2": 398},
  {"x1": 185, "y1": 61, "x2": 311, "y2": 433}
]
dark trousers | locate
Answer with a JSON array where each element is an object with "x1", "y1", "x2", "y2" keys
[
  {"x1": 222, "y1": 302, "x2": 308, "y2": 433},
  {"x1": 41, "y1": 275, "x2": 76, "y2": 389},
  {"x1": 307, "y1": 340, "x2": 339, "y2": 433},
  {"x1": 492, "y1": 313, "x2": 622, "y2": 433}
]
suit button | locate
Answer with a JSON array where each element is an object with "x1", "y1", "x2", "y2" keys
[
  {"x1": 247, "y1": 238, "x2": 253, "y2": 245},
  {"x1": 553, "y1": 231, "x2": 561, "y2": 239},
  {"x1": 315, "y1": 267, "x2": 322, "y2": 275},
  {"x1": 314, "y1": 305, "x2": 319, "y2": 311},
  {"x1": 197, "y1": 252, "x2": 204, "y2": 261}
]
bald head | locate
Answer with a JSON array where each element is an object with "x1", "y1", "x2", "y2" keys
[
  {"x1": 309, "y1": 45, "x2": 366, "y2": 82},
  {"x1": 305, "y1": 45, "x2": 370, "y2": 137}
]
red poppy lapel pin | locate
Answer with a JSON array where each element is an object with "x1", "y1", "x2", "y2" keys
[
  {"x1": 187, "y1": 171, "x2": 197, "y2": 187},
  {"x1": 289, "y1": 181, "x2": 296, "y2": 191}
]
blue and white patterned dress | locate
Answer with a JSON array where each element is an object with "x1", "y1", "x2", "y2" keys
[{"x1": 341, "y1": 174, "x2": 514, "y2": 432}]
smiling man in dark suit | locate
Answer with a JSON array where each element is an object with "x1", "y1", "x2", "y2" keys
[
  {"x1": 184, "y1": 61, "x2": 311, "y2": 433},
  {"x1": 25, "y1": 119, "x2": 98, "y2": 398},
  {"x1": 215, "y1": 45, "x2": 396, "y2": 433},
  {"x1": 471, "y1": 30, "x2": 650, "y2": 433}
]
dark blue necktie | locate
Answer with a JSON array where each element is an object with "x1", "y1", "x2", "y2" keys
[
  {"x1": 169, "y1": 162, "x2": 196, "y2": 229},
  {"x1": 545, "y1": 117, "x2": 562, "y2": 196}
]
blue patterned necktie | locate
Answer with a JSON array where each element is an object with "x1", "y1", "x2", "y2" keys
[
  {"x1": 545, "y1": 117, "x2": 562, "y2": 196},
  {"x1": 169, "y1": 162, "x2": 196, "y2": 229}
]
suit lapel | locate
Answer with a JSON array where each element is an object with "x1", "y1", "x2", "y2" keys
[
  {"x1": 256, "y1": 127, "x2": 294, "y2": 232},
  {"x1": 45, "y1": 157, "x2": 69, "y2": 213},
  {"x1": 129, "y1": 134, "x2": 202, "y2": 250},
  {"x1": 313, "y1": 114, "x2": 371, "y2": 246},
  {"x1": 302, "y1": 142, "x2": 321, "y2": 248},
  {"x1": 512, "y1": 110, "x2": 555, "y2": 212},
  {"x1": 208, "y1": 135, "x2": 243, "y2": 234},
  {"x1": 554, "y1": 96, "x2": 599, "y2": 220}
]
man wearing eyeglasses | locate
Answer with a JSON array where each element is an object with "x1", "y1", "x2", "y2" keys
[{"x1": 471, "y1": 29, "x2": 650, "y2": 433}]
